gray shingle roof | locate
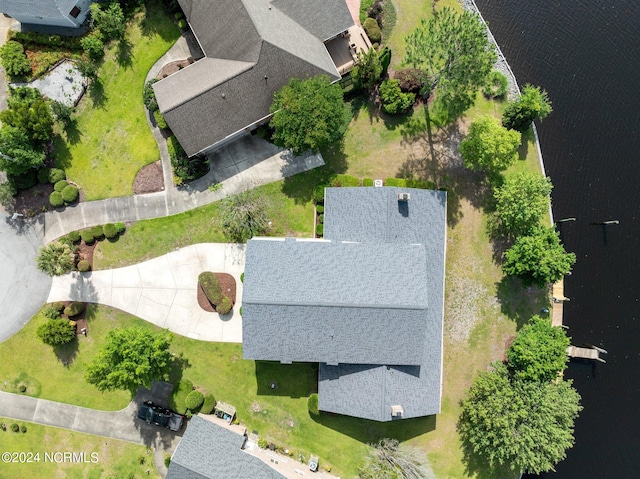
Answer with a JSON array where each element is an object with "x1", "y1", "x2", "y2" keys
[
  {"x1": 2, "y1": 0, "x2": 80, "y2": 20},
  {"x1": 318, "y1": 187, "x2": 447, "y2": 421},
  {"x1": 167, "y1": 415, "x2": 285, "y2": 479},
  {"x1": 155, "y1": 0, "x2": 353, "y2": 157},
  {"x1": 241, "y1": 187, "x2": 447, "y2": 422}
]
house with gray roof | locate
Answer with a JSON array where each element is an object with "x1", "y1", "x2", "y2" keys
[
  {"x1": 242, "y1": 187, "x2": 447, "y2": 422},
  {"x1": 167, "y1": 415, "x2": 285, "y2": 479},
  {"x1": 1, "y1": 0, "x2": 93, "y2": 29},
  {"x1": 153, "y1": 0, "x2": 359, "y2": 157}
]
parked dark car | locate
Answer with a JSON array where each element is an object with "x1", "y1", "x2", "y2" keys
[{"x1": 137, "y1": 401, "x2": 184, "y2": 431}]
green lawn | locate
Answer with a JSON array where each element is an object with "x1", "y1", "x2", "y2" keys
[
  {"x1": 54, "y1": 0, "x2": 180, "y2": 200},
  {"x1": 0, "y1": 417, "x2": 159, "y2": 478},
  {"x1": 94, "y1": 181, "x2": 315, "y2": 269}
]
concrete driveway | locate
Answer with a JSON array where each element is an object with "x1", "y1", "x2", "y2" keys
[
  {"x1": 48, "y1": 243, "x2": 245, "y2": 342},
  {"x1": 0, "y1": 217, "x2": 51, "y2": 342}
]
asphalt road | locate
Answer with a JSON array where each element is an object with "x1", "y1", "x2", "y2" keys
[{"x1": 0, "y1": 216, "x2": 51, "y2": 342}]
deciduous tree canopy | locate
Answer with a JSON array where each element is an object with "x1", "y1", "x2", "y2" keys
[
  {"x1": 85, "y1": 328, "x2": 173, "y2": 392},
  {"x1": 0, "y1": 125, "x2": 45, "y2": 176},
  {"x1": 405, "y1": 7, "x2": 496, "y2": 117},
  {"x1": 460, "y1": 115, "x2": 521, "y2": 176},
  {"x1": 270, "y1": 75, "x2": 346, "y2": 155},
  {"x1": 502, "y1": 84, "x2": 552, "y2": 132}
]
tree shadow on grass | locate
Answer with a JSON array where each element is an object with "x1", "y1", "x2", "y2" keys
[
  {"x1": 254, "y1": 361, "x2": 317, "y2": 398},
  {"x1": 116, "y1": 38, "x2": 133, "y2": 68},
  {"x1": 62, "y1": 118, "x2": 82, "y2": 146},
  {"x1": 54, "y1": 336, "x2": 79, "y2": 367},
  {"x1": 496, "y1": 275, "x2": 550, "y2": 329},
  {"x1": 312, "y1": 411, "x2": 436, "y2": 445},
  {"x1": 167, "y1": 352, "x2": 191, "y2": 388},
  {"x1": 88, "y1": 78, "x2": 107, "y2": 109}
]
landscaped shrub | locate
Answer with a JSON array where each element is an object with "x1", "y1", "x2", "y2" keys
[
  {"x1": 10, "y1": 31, "x2": 82, "y2": 51},
  {"x1": 170, "y1": 378, "x2": 194, "y2": 414},
  {"x1": 483, "y1": 70, "x2": 509, "y2": 98},
  {"x1": 49, "y1": 168, "x2": 66, "y2": 184},
  {"x1": 153, "y1": 109, "x2": 168, "y2": 129},
  {"x1": 185, "y1": 390, "x2": 204, "y2": 410},
  {"x1": 198, "y1": 272, "x2": 223, "y2": 304},
  {"x1": 103, "y1": 223, "x2": 118, "y2": 239},
  {"x1": 174, "y1": 12, "x2": 184, "y2": 20},
  {"x1": 0, "y1": 41, "x2": 31, "y2": 78},
  {"x1": 363, "y1": 178, "x2": 374, "y2": 186},
  {"x1": 379, "y1": 79, "x2": 415, "y2": 114},
  {"x1": 80, "y1": 229, "x2": 95, "y2": 244},
  {"x1": 43, "y1": 306, "x2": 61, "y2": 319},
  {"x1": 315, "y1": 204, "x2": 324, "y2": 213},
  {"x1": 49, "y1": 191, "x2": 64, "y2": 207},
  {"x1": 37, "y1": 168, "x2": 51, "y2": 184},
  {"x1": 143, "y1": 79, "x2": 159, "y2": 112},
  {"x1": 177, "y1": 19, "x2": 187, "y2": 29},
  {"x1": 81, "y1": 33, "x2": 105, "y2": 62},
  {"x1": 330, "y1": 174, "x2": 360, "y2": 187},
  {"x1": 316, "y1": 224, "x2": 324, "y2": 236},
  {"x1": 239, "y1": 306, "x2": 242, "y2": 316},
  {"x1": 379, "y1": 46, "x2": 391, "y2": 76},
  {"x1": 313, "y1": 185, "x2": 326, "y2": 203},
  {"x1": 91, "y1": 225, "x2": 104, "y2": 239},
  {"x1": 201, "y1": 393, "x2": 216, "y2": 414},
  {"x1": 10, "y1": 423, "x2": 19, "y2": 433},
  {"x1": 20, "y1": 425, "x2": 26, "y2": 433},
  {"x1": 64, "y1": 302, "x2": 85, "y2": 317},
  {"x1": 77, "y1": 260, "x2": 91, "y2": 272},
  {"x1": 240, "y1": 272, "x2": 244, "y2": 283},
  {"x1": 308, "y1": 393, "x2": 319, "y2": 415},
  {"x1": 9, "y1": 170, "x2": 37, "y2": 190},
  {"x1": 52, "y1": 302, "x2": 64, "y2": 311},
  {"x1": 258, "y1": 438, "x2": 269, "y2": 449},
  {"x1": 61, "y1": 185, "x2": 79, "y2": 203},
  {"x1": 318, "y1": 214, "x2": 324, "y2": 224},
  {"x1": 363, "y1": 18, "x2": 382, "y2": 44},
  {"x1": 37, "y1": 319, "x2": 76, "y2": 345},
  {"x1": 115, "y1": 222, "x2": 126, "y2": 234},
  {"x1": 54, "y1": 180, "x2": 68, "y2": 192},
  {"x1": 67, "y1": 230, "x2": 81, "y2": 243},
  {"x1": 216, "y1": 296, "x2": 232, "y2": 315}
]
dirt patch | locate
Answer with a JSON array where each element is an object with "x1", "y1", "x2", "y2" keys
[
  {"x1": 133, "y1": 161, "x2": 164, "y2": 194},
  {"x1": 12, "y1": 182, "x2": 53, "y2": 216},
  {"x1": 197, "y1": 273, "x2": 237, "y2": 312},
  {"x1": 75, "y1": 240, "x2": 96, "y2": 269},
  {"x1": 158, "y1": 58, "x2": 195, "y2": 79}
]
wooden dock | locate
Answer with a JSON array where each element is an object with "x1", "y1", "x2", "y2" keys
[
  {"x1": 566, "y1": 345, "x2": 608, "y2": 363},
  {"x1": 551, "y1": 279, "x2": 566, "y2": 327}
]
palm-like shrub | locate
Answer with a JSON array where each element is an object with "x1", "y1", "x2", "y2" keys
[{"x1": 36, "y1": 241, "x2": 75, "y2": 276}]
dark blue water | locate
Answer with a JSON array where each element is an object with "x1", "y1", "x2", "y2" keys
[{"x1": 474, "y1": 0, "x2": 640, "y2": 477}]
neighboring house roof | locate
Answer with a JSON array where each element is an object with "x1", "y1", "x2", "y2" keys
[
  {"x1": 242, "y1": 239, "x2": 429, "y2": 365},
  {"x1": 242, "y1": 187, "x2": 447, "y2": 422},
  {"x1": 2, "y1": 0, "x2": 80, "y2": 19},
  {"x1": 167, "y1": 415, "x2": 285, "y2": 479},
  {"x1": 153, "y1": 0, "x2": 354, "y2": 157}
]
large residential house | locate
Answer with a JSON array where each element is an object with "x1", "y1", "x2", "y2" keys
[
  {"x1": 153, "y1": 0, "x2": 369, "y2": 157},
  {"x1": 1, "y1": 0, "x2": 93, "y2": 29},
  {"x1": 242, "y1": 187, "x2": 447, "y2": 422}
]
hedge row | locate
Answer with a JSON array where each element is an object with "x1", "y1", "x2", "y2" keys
[{"x1": 67, "y1": 222, "x2": 126, "y2": 245}]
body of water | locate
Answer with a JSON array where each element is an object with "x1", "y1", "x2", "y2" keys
[{"x1": 474, "y1": 0, "x2": 640, "y2": 476}]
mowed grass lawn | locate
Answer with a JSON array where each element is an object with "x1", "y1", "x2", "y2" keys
[
  {"x1": 0, "y1": 417, "x2": 160, "y2": 478},
  {"x1": 54, "y1": 0, "x2": 180, "y2": 200}
]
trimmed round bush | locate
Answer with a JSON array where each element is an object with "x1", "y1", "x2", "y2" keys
[
  {"x1": 49, "y1": 168, "x2": 66, "y2": 184},
  {"x1": 216, "y1": 296, "x2": 232, "y2": 315},
  {"x1": 52, "y1": 302, "x2": 64, "y2": 311},
  {"x1": 240, "y1": 272, "x2": 244, "y2": 283},
  {"x1": 49, "y1": 191, "x2": 64, "y2": 207},
  {"x1": 153, "y1": 109, "x2": 168, "y2": 129},
  {"x1": 54, "y1": 180, "x2": 68, "y2": 192},
  {"x1": 20, "y1": 425, "x2": 26, "y2": 433},
  {"x1": 103, "y1": 223, "x2": 118, "y2": 239},
  {"x1": 483, "y1": 70, "x2": 509, "y2": 98},
  {"x1": 10, "y1": 170, "x2": 37, "y2": 190},
  {"x1": 10, "y1": 423, "x2": 19, "y2": 433},
  {"x1": 90, "y1": 225, "x2": 104, "y2": 239},
  {"x1": 316, "y1": 224, "x2": 324, "y2": 236},
  {"x1": 61, "y1": 185, "x2": 79, "y2": 203},
  {"x1": 64, "y1": 301, "x2": 85, "y2": 317},
  {"x1": 315, "y1": 204, "x2": 324, "y2": 213},
  {"x1": 308, "y1": 394, "x2": 319, "y2": 416},
  {"x1": 185, "y1": 390, "x2": 204, "y2": 410},
  {"x1": 67, "y1": 230, "x2": 81, "y2": 243},
  {"x1": 363, "y1": 178, "x2": 374, "y2": 186},
  {"x1": 201, "y1": 393, "x2": 216, "y2": 414},
  {"x1": 318, "y1": 214, "x2": 324, "y2": 224},
  {"x1": 115, "y1": 222, "x2": 126, "y2": 234},
  {"x1": 80, "y1": 229, "x2": 95, "y2": 244},
  {"x1": 77, "y1": 260, "x2": 91, "y2": 272},
  {"x1": 363, "y1": 18, "x2": 381, "y2": 44},
  {"x1": 178, "y1": 19, "x2": 187, "y2": 29},
  {"x1": 38, "y1": 168, "x2": 51, "y2": 184}
]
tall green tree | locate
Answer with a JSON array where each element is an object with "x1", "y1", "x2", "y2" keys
[
  {"x1": 270, "y1": 75, "x2": 345, "y2": 155},
  {"x1": 37, "y1": 320, "x2": 76, "y2": 346},
  {"x1": 359, "y1": 438, "x2": 436, "y2": 479},
  {"x1": 351, "y1": 47, "x2": 383, "y2": 90},
  {"x1": 36, "y1": 241, "x2": 75, "y2": 276},
  {"x1": 458, "y1": 362, "x2": 582, "y2": 474},
  {"x1": 459, "y1": 115, "x2": 521, "y2": 176},
  {"x1": 220, "y1": 188, "x2": 270, "y2": 243},
  {"x1": 0, "y1": 41, "x2": 31, "y2": 78},
  {"x1": 0, "y1": 87, "x2": 54, "y2": 142},
  {"x1": 405, "y1": 7, "x2": 496, "y2": 117},
  {"x1": 90, "y1": 2, "x2": 126, "y2": 41},
  {"x1": 494, "y1": 172, "x2": 553, "y2": 236},
  {"x1": 507, "y1": 315, "x2": 570, "y2": 382},
  {"x1": 503, "y1": 226, "x2": 576, "y2": 288},
  {"x1": 85, "y1": 328, "x2": 173, "y2": 392},
  {"x1": 502, "y1": 84, "x2": 553, "y2": 132},
  {"x1": 0, "y1": 126, "x2": 45, "y2": 176}
]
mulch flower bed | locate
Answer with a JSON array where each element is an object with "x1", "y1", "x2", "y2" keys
[
  {"x1": 12, "y1": 183, "x2": 53, "y2": 216},
  {"x1": 197, "y1": 273, "x2": 236, "y2": 313},
  {"x1": 133, "y1": 160, "x2": 164, "y2": 194},
  {"x1": 158, "y1": 58, "x2": 195, "y2": 79},
  {"x1": 75, "y1": 240, "x2": 96, "y2": 269},
  {"x1": 56, "y1": 300, "x2": 89, "y2": 335}
]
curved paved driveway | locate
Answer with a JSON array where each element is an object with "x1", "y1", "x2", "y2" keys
[
  {"x1": 48, "y1": 243, "x2": 245, "y2": 342},
  {"x1": 0, "y1": 218, "x2": 51, "y2": 342}
]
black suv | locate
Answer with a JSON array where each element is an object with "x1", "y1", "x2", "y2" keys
[{"x1": 137, "y1": 401, "x2": 184, "y2": 431}]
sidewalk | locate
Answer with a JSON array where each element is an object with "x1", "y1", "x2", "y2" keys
[{"x1": 47, "y1": 243, "x2": 245, "y2": 342}]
